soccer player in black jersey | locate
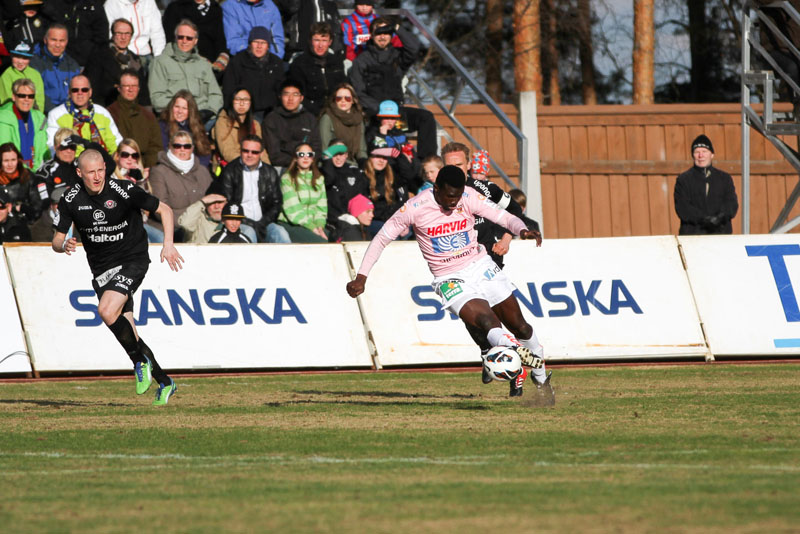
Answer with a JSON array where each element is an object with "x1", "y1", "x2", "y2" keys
[{"x1": 51, "y1": 149, "x2": 185, "y2": 405}]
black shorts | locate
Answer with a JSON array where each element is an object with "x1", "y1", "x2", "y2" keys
[{"x1": 91, "y1": 261, "x2": 149, "y2": 313}]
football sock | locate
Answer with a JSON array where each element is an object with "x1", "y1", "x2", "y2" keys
[
  {"x1": 138, "y1": 338, "x2": 169, "y2": 385},
  {"x1": 519, "y1": 333, "x2": 547, "y2": 383},
  {"x1": 108, "y1": 315, "x2": 146, "y2": 365},
  {"x1": 487, "y1": 327, "x2": 518, "y2": 348}
]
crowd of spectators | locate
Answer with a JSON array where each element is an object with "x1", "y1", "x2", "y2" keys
[{"x1": 0, "y1": 0, "x2": 507, "y2": 246}]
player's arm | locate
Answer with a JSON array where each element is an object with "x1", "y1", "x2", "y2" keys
[
  {"x1": 474, "y1": 195, "x2": 542, "y2": 247},
  {"x1": 51, "y1": 231, "x2": 77, "y2": 255},
  {"x1": 155, "y1": 201, "x2": 185, "y2": 272},
  {"x1": 345, "y1": 208, "x2": 411, "y2": 298}
]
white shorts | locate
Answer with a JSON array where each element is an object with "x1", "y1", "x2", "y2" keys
[{"x1": 431, "y1": 255, "x2": 516, "y2": 316}]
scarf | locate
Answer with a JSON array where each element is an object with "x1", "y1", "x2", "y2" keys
[
  {"x1": 112, "y1": 45, "x2": 142, "y2": 72},
  {"x1": 0, "y1": 168, "x2": 20, "y2": 186},
  {"x1": 326, "y1": 105, "x2": 364, "y2": 160},
  {"x1": 13, "y1": 105, "x2": 35, "y2": 168},
  {"x1": 197, "y1": 0, "x2": 210, "y2": 16},
  {"x1": 167, "y1": 149, "x2": 195, "y2": 174},
  {"x1": 66, "y1": 100, "x2": 107, "y2": 150}
]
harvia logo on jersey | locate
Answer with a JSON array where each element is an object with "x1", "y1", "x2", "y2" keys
[
  {"x1": 69, "y1": 288, "x2": 307, "y2": 326},
  {"x1": 411, "y1": 279, "x2": 642, "y2": 320}
]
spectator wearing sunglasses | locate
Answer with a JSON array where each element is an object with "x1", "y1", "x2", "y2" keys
[
  {"x1": 148, "y1": 130, "x2": 213, "y2": 239},
  {"x1": 30, "y1": 24, "x2": 81, "y2": 112},
  {"x1": 262, "y1": 79, "x2": 322, "y2": 173},
  {"x1": 45, "y1": 74, "x2": 123, "y2": 156},
  {"x1": 0, "y1": 79, "x2": 49, "y2": 172},
  {"x1": 219, "y1": 134, "x2": 288, "y2": 243},
  {"x1": 277, "y1": 142, "x2": 328, "y2": 243},
  {"x1": 287, "y1": 22, "x2": 346, "y2": 117},
  {"x1": 148, "y1": 19, "x2": 223, "y2": 122},
  {"x1": 0, "y1": 42, "x2": 45, "y2": 112},
  {"x1": 107, "y1": 70, "x2": 162, "y2": 169},
  {"x1": 112, "y1": 138, "x2": 163, "y2": 243},
  {"x1": 318, "y1": 83, "x2": 367, "y2": 165}
]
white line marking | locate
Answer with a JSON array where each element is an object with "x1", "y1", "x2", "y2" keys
[{"x1": 0, "y1": 451, "x2": 798, "y2": 475}]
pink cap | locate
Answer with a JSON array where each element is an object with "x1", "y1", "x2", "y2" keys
[{"x1": 348, "y1": 194, "x2": 374, "y2": 217}]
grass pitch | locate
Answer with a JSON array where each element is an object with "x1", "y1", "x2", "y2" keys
[{"x1": 1, "y1": 364, "x2": 799, "y2": 533}]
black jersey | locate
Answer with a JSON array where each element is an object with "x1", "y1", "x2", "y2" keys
[
  {"x1": 467, "y1": 177, "x2": 524, "y2": 267},
  {"x1": 54, "y1": 178, "x2": 160, "y2": 275}
]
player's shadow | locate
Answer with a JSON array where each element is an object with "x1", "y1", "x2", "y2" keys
[
  {"x1": 0, "y1": 398, "x2": 129, "y2": 408},
  {"x1": 294, "y1": 389, "x2": 478, "y2": 399},
  {"x1": 282, "y1": 390, "x2": 490, "y2": 410}
]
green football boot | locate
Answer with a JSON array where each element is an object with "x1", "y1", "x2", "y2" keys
[
  {"x1": 134, "y1": 357, "x2": 153, "y2": 395},
  {"x1": 153, "y1": 378, "x2": 177, "y2": 406}
]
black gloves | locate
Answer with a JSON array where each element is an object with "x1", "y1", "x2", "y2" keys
[{"x1": 702, "y1": 212, "x2": 725, "y2": 228}]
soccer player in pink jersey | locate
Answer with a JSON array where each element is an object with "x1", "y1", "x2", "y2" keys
[{"x1": 346, "y1": 166, "x2": 552, "y2": 398}]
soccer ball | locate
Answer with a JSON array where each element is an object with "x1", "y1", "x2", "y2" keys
[{"x1": 483, "y1": 346, "x2": 523, "y2": 382}]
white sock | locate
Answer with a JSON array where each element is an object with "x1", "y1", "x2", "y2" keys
[
  {"x1": 487, "y1": 327, "x2": 518, "y2": 348},
  {"x1": 519, "y1": 334, "x2": 547, "y2": 383}
]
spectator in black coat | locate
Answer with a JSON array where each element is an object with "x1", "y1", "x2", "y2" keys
[
  {"x1": 163, "y1": 0, "x2": 229, "y2": 67},
  {"x1": 222, "y1": 26, "x2": 284, "y2": 122},
  {"x1": 261, "y1": 78, "x2": 321, "y2": 171},
  {"x1": 277, "y1": 0, "x2": 343, "y2": 60},
  {"x1": 84, "y1": 18, "x2": 151, "y2": 107},
  {"x1": 320, "y1": 140, "x2": 369, "y2": 241},
  {"x1": 219, "y1": 134, "x2": 289, "y2": 243},
  {"x1": 4, "y1": 0, "x2": 50, "y2": 53},
  {"x1": 349, "y1": 16, "x2": 437, "y2": 159},
  {"x1": 40, "y1": 0, "x2": 109, "y2": 67},
  {"x1": 361, "y1": 136, "x2": 413, "y2": 238},
  {"x1": 0, "y1": 185, "x2": 32, "y2": 243},
  {"x1": 674, "y1": 135, "x2": 739, "y2": 235},
  {"x1": 287, "y1": 22, "x2": 347, "y2": 117}
]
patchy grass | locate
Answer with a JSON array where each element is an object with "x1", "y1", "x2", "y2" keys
[{"x1": 0, "y1": 364, "x2": 798, "y2": 533}]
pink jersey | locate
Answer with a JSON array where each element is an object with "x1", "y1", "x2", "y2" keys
[{"x1": 358, "y1": 186, "x2": 528, "y2": 278}]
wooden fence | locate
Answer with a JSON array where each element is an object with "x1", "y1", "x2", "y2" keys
[{"x1": 432, "y1": 103, "x2": 800, "y2": 238}]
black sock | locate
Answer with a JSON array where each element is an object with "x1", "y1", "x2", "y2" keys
[
  {"x1": 138, "y1": 338, "x2": 170, "y2": 385},
  {"x1": 108, "y1": 315, "x2": 145, "y2": 365}
]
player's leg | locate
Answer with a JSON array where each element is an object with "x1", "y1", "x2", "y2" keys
[
  {"x1": 458, "y1": 298, "x2": 529, "y2": 397},
  {"x1": 493, "y1": 295, "x2": 550, "y2": 386},
  {"x1": 97, "y1": 289, "x2": 154, "y2": 395}
]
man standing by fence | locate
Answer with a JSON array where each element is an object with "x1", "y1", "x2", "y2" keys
[{"x1": 674, "y1": 134, "x2": 738, "y2": 235}]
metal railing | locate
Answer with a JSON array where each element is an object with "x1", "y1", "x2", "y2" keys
[{"x1": 742, "y1": 0, "x2": 800, "y2": 233}]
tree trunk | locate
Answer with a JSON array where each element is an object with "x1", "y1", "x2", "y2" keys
[
  {"x1": 514, "y1": 0, "x2": 542, "y2": 102},
  {"x1": 687, "y1": 0, "x2": 708, "y2": 102},
  {"x1": 632, "y1": 0, "x2": 654, "y2": 104},
  {"x1": 577, "y1": 0, "x2": 596, "y2": 104},
  {"x1": 486, "y1": 0, "x2": 504, "y2": 101},
  {"x1": 542, "y1": 0, "x2": 561, "y2": 105}
]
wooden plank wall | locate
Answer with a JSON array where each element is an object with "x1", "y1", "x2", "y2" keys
[{"x1": 432, "y1": 103, "x2": 800, "y2": 238}]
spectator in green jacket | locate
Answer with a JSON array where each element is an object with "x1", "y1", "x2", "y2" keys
[
  {"x1": 0, "y1": 42, "x2": 46, "y2": 112},
  {"x1": 45, "y1": 75, "x2": 122, "y2": 155},
  {"x1": 0, "y1": 79, "x2": 49, "y2": 171},
  {"x1": 277, "y1": 142, "x2": 328, "y2": 243},
  {"x1": 148, "y1": 19, "x2": 223, "y2": 121}
]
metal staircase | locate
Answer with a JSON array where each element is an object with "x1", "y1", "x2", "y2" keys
[
  {"x1": 742, "y1": 0, "x2": 800, "y2": 233},
  {"x1": 374, "y1": 9, "x2": 528, "y2": 191}
]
